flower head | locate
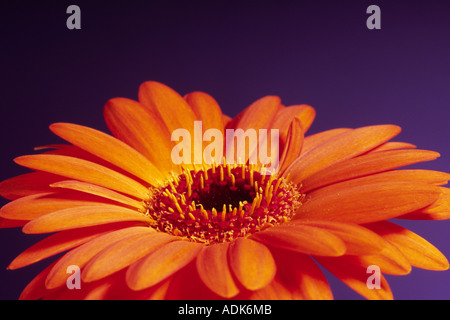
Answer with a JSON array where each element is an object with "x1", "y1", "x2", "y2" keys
[{"x1": 1, "y1": 81, "x2": 449, "y2": 300}]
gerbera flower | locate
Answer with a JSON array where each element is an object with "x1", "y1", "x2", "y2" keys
[{"x1": 1, "y1": 81, "x2": 449, "y2": 300}]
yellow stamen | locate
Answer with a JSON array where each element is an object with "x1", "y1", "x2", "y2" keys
[
  {"x1": 222, "y1": 204, "x2": 227, "y2": 221},
  {"x1": 168, "y1": 180, "x2": 177, "y2": 193},
  {"x1": 230, "y1": 173, "x2": 235, "y2": 187},
  {"x1": 220, "y1": 166, "x2": 224, "y2": 182},
  {"x1": 180, "y1": 194, "x2": 186, "y2": 205},
  {"x1": 274, "y1": 178, "x2": 283, "y2": 194},
  {"x1": 203, "y1": 164, "x2": 209, "y2": 180},
  {"x1": 175, "y1": 202, "x2": 183, "y2": 215},
  {"x1": 266, "y1": 185, "x2": 274, "y2": 205}
]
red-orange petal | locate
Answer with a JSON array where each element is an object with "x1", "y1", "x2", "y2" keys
[
  {"x1": 291, "y1": 220, "x2": 387, "y2": 255},
  {"x1": 184, "y1": 91, "x2": 225, "y2": 133},
  {"x1": 8, "y1": 223, "x2": 132, "y2": 270},
  {"x1": 270, "y1": 104, "x2": 315, "y2": 143},
  {"x1": 19, "y1": 261, "x2": 58, "y2": 300},
  {"x1": 103, "y1": 97, "x2": 177, "y2": 175},
  {"x1": 50, "y1": 122, "x2": 164, "y2": 185},
  {"x1": 244, "y1": 276, "x2": 295, "y2": 300},
  {"x1": 0, "y1": 172, "x2": 62, "y2": 200},
  {"x1": 126, "y1": 240, "x2": 202, "y2": 290},
  {"x1": 50, "y1": 180, "x2": 144, "y2": 210},
  {"x1": 45, "y1": 226, "x2": 152, "y2": 289},
  {"x1": 367, "y1": 141, "x2": 416, "y2": 153},
  {"x1": 273, "y1": 250, "x2": 333, "y2": 300},
  {"x1": 296, "y1": 180, "x2": 440, "y2": 224},
  {"x1": 14, "y1": 154, "x2": 150, "y2": 200},
  {"x1": 227, "y1": 96, "x2": 282, "y2": 131},
  {"x1": 196, "y1": 242, "x2": 240, "y2": 298},
  {"x1": 286, "y1": 125, "x2": 401, "y2": 183},
  {"x1": 366, "y1": 221, "x2": 449, "y2": 271},
  {"x1": 301, "y1": 149, "x2": 441, "y2": 192},
  {"x1": 278, "y1": 118, "x2": 303, "y2": 175},
  {"x1": 316, "y1": 256, "x2": 394, "y2": 300},
  {"x1": 22, "y1": 205, "x2": 152, "y2": 234},
  {"x1": 400, "y1": 186, "x2": 450, "y2": 220},
  {"x1": 82, "y1": 232, "x2": 175, "y2": 282},
  {"x1": 165, "y1": 261, "x2": 221, "y2": 300},
  {"x1": 0, "y1": 217, "x2": 26, "y2": 228},
  {"x1": 225, "y1": 96, "x2": 282, "y2": 165},
  {"x1": 139, "y1": 81, "x2": 198, "y2": 134},
  {"x1": 228, "y1": 238, "x2": 276, "y2": 291},
  {"x1": 356, "y1": 242, "x2": 412, "y2": 275},
  {"x1": 300, "y1": 128, "x2": 351, "y2": 155},
  {"x1": 250, "y1": 224, "x2": 346, "y2": 256},
  {"x1": 0, "y1": 192, "x2": 120, "y2": 221}
]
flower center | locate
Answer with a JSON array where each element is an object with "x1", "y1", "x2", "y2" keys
[{"x1": 144, "y1": 163, "x2": 303, "y2": 245}]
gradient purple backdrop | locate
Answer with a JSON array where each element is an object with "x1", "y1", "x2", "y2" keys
[{"x1": 0, "y1": 0, "x2": 449, "y2": 300}]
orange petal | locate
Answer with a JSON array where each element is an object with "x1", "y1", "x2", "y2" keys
[
  {"x1": 50, "y1": 180, "x2": 144, "y2": 210},
  {"x1": 196, "y1": 242, "x2": 240, "y2": 298},
  {"x1": 301, "y1": 149, "x2": 441, "y2": 192},
  {"x1": 0, "y1": 192, "x2": 120, "y2": 221},
  {"x1": 50, "y1": 122, "x2": 164, "y2": 185},
  {"x1": 366, "y1": 221, "x2": 449, "y2": 271},
  {"x1": 316, "y1": 256, "x2": 393, "y2": 300},
  {"x1": 356, "y1": 242, "x2": 411, "y2": 275},
  {"x1": 14, "y1": 154, "x2": 150, "y2": 200},
  {"x1": 165, "y1": 260, "x2": 221, "y2": 300},
  {"x1": 184, "y1": 91, "x2": 225, "y2": 133},
  {"x1": 0, "y1": 172, "x2": 62, "y2": 200},
  {"x1": 367, "y1": 141, "x2": 416, "y2": 153},
  {"x1": 244, "y1": 276, "x2": 294, "y2": 300},
  {"x1": 301, "y1": 128, "x2": 351, "y2": 155},
  {"x1": 22, "y1": 205, "x2": 152, "y2": 234},
  {"x1": 227, "y1": 96, "x2": 281, "y2": 131},
  {"x1": 126, "y1": 240, "x2": 202, "y2": 290},
  {"x1": 139, "y1": 81, "x2": 197, "y2": 133},
  {"x1": 400, "y1": 186, "x2": 450, "y2": 220},
  {"x1": 278, "y1": 118, "x2": 303, "y2": 175},
  {"x1": 225, "y1": 96, "x2": 282, "y2": 165},
  {"x1": 0, "y1": 217, "x2": 26, "y2": 228},
  {"x1": 296, "y1": 180, "x2": 440, "y2": 224},
  {"x1": 8, "y1": 223, "x2": 132, "y2": 270},
  {"x1": 103, "y1": 97, "x2": 177, "y2": 175},
  {"x1": 228, "y1": 238, "x2": 276, "y2": 291},
  {"x1": 222, "y1": 114, "x2": 232, "y2": 127},
  {"x1": 19, "y1": 261, "x2": 58, "y2": 300},
  {"x1": 286, "y1": 125, "x2": 401, "y2": 183},
  {"x1": 273, "y1": 250, "x2": 333, "y2": 300},
  {"x1": 250, "y1": 224, "x2": 346, "y2": 256},
  {"x1": 292, "y1": 220, "x2": 387, "y2": 255},
  {"x1": 270, "y1": 104, "x2": 315, "y2": 143},
  {"x1": 45, "y1": 226, "x2": 152, "y2": 289},
  {"x1": 82, "y1": 232, "x2": 175, "y2": 282}
]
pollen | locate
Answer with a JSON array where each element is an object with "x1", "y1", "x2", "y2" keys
[{"x1": 143, "y1": 163, "x2": 304, "y2": 245}]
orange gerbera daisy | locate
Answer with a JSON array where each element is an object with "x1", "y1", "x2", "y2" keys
[{"x1": 1, "y1": 81, "x2": 449, "y2": 300}]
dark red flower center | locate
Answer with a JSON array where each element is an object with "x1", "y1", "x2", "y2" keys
[{"x1": 144, "y1": 163, "x2": 303, "y2": 244}]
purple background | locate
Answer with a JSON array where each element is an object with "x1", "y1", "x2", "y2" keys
[{"x1": 1, "y1": 0, "x2": 449, "y2": 300}]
